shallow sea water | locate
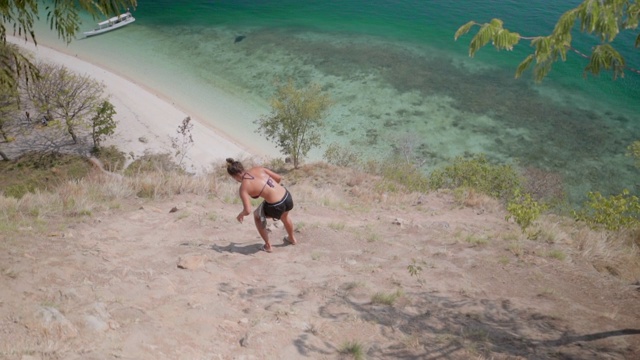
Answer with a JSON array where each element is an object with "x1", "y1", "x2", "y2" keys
[{"x1": 34, "y1": 0, "x2": 640, "y2": 204}]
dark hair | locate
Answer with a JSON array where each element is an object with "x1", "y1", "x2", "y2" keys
[{"x1": 226, "y1": 158, "x2": 244, "y2": 176}]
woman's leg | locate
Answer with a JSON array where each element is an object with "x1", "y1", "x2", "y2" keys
[
  {"x1": 253, "y1": 209, "x2": 272, "y2": 252},
  {"x1": 280, "y1": 211, "x2": 297, "y2": 245}
]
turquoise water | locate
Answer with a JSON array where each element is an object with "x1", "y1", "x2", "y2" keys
[{"x1": 38, "y1": 0, "x2": 640, "y2": 204}]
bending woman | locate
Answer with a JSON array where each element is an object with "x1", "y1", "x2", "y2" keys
[{"x1": 226, "y1": 158, "x2": 297, "y2": 252}]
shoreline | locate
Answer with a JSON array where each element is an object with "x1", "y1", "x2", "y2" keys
[{"x1": 8, "y1": 36, "x2": 278, "y2": 172}]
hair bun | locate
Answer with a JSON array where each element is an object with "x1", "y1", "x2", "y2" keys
[{"x1": 226, "y1": 158, "x2": 235, "y2": 165}]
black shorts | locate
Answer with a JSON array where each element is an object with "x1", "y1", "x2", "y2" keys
[{"x1": 263, "y1": 190, "x2": 294, "y2": 220}]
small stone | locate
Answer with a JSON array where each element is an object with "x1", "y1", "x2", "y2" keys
[
  {"x1": 240, "y1": 332, "x2": 251, "y2": 347},
  {"x1": 177, "y1": 255, "x2": 207, "y2": 270},
  {"x1": 85, "y1": 315, "x2": 109, "y2": 332}
]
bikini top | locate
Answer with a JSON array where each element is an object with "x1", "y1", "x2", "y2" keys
[{"x1": 243, "y1": 173, "x2": 275, "y2": 199}]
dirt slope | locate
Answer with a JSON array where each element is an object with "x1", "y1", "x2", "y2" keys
[{"x1": 1, "y1": 176, "x2": 639, "y2": 360}]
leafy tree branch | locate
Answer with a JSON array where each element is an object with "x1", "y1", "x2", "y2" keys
[
  {"x1": 455, "y1": 0, "x2": 640, "y2": 82},
  {"x1": 1, "y1": 0, "x2": 137, "y2": 88}
]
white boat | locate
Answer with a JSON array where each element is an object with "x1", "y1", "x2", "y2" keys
[{"x1": 84, "y1": 12, "x2": 135, "y2": 37}]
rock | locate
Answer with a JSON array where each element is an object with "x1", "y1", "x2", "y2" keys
[
  {"x1": 169, "y1": 206, "x2": 178, "y2": 213},
  {"x1": 85, "y1": 315, "x2": 109, "y2": 332},
  {"x1": 392, "y1": 218, "x2": 405, "y2": 226},
  {"x1": 177, "y1": 255, "x2": 207, "y2": 270},
  {"x1": 36, "y1": 306, "x2": 78, "y2": 338},
  {"x1": 138, "y1": 136, "x2": 148, "y2": 143},
  {"x1": 240, "y1": 332, "x2": 251, "y2": 347},
  {"x1": 430, "y1": 221, "x2": 450, "y2": 229}
]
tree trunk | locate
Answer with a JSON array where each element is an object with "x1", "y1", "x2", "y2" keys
[{"x1": 68, "y1": 127, "x2": 78, "y2": 144}]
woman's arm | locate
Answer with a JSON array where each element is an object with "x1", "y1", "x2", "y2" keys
[
  {"x1": 263, "y1": 168, "x2": 282, "y2": 184},
  {"x1": 236, "y1": 186, "x2": 253, "y2": 223}
]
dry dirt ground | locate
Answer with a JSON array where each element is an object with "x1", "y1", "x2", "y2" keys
[{"x1": 1, "y1": 172, "x2": 639, "y2": 360}]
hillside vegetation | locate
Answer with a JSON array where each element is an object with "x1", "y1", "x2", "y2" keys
[{"x1": 1, "y1": 152, "x2": 639, "y2": 359}]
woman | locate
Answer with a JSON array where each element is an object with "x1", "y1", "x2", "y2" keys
[{"x1": 226, "y1": 158, "x2": 297, "y2": 252}]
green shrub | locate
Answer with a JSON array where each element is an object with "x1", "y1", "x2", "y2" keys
[
  {"x1": 323, "y1": 142, "x2": 361, "y2": 167},
  {"x1": 506, "y1": 189, "x2": 548, "y2": 232},
  {"x1": 377, "y1": 159, "x2": 429, "y2": 193},
  {"x1": 627, "y1": 140, "x2": 640, "y2": 168},
  {"x1": 339, "y1": 341, "x2": 365, "y2": 360},
  {"x1": 429, "y1": 154, "x2": 522, "y2": 200},
  {"x1": 371, "y1": 290, "x2": 403, "y2": 306},
  {"x1": 0, "y1": 152, "x2": 91, "y2": 198},
  {"x1": 124, "y1": 153, "x2": 183, "y2": 176},
  {"x1": 4, "y1": 183, "x2": 37, "y2": 199},
  {"x1": 264, "y1": 157, "x2": 287, "y2": 173},
  {"x1": 573, "y1": 190, "x2": 640, "y2": 231},
  {"x1": 93, "y1": 145, "x2": 126, "y2": 172}
]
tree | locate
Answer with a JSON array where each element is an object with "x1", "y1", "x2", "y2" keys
[
  {"x1": 0, "y1": 0, "x2": 137, "y2": 88},
  {"x1": 0, "y1": 42, "x2": 23, "y2": 142},
  {"x1": 255, "y1": 79, "x2": 331, "y2": 169},
  {"x1": 455, "y1": 0, "x2": 640, "y2": 82},
  {"x1": 90, "y1": 100, "x2": 116, "y2": 151},
  {"x1": 26, "y1": 62, "x2": 107, "y2": 144},
  {"x1": 0, "y1": 84, "x2": 19, "y2": 142}
]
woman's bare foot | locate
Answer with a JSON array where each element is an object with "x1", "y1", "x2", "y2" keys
[{"x1": 284, "y1": 236, "x2": 297, "y2": 245}]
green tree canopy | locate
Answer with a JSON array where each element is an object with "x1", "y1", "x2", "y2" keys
[
  {"x1": 91, "y1": 100, "x2": 117, "y2": 151},
  {"x1": 455, "y1": 0, "x2": 640, "y2": 82},
  {"x1": 255, "y1": 79, "x2": 332, "y2": 169}
]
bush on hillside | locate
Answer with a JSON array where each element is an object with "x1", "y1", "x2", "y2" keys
[
  {"x1": 323, "y1": 142, "x2": 362, "y2": 168},
  {"x1": 573, "y1": 190, "x2": 640, "y2": 231},
  {"x1": 506, "y1": 189, "x2": 548, "y2": 234},
  {"x1": 0, "y1": 152, "x2": 91, "y2": 198},
  {"x1": 124, "y1": 153, "x2": 184, "y2": 176},
  {"x1": 429, "y1": 154, "x2": 523, "y2": 200},
  {"x1": 93, "y1": 145, "x2": 127, "y2": 172},
  {"x1": 376, "y1": 158, "x2": 430, "y2": 193}
]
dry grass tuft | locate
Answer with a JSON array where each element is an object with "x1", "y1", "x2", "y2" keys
[
  {"x1": 457, "y1": 188, "x2": 503, "y2": 213},
  {"x1": 2, "y1": 159, "x2": 639, "y2": 283},
  {"x1": 573, "y1": 226, "x2": 640, "y2": 279}
]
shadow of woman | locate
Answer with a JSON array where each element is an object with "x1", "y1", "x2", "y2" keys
[{"x1": 209, "y1": 242, "x2": 288, "y2": 255}]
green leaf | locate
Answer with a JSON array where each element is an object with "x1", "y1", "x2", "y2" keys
[
  {"x1": 553, "y1": 9, "x2": 578, "y2": 36},
  {"x1": 468, "y1": 23, "x2": 495, "y2": 57},
  {"x1": 515, "y1": 54, "x2": 535, "y2": 78},
  {"x1": 492, "y1": 29, "x2": 520, "y2": 50},
  {"x1": 533, "y1": 61, "x2": 553, "y2": 83},
  {"x1": 585, "y1": 44, "x2": 626, "y2": 79},
  {"x1": 454, "y1": 21, "x2": 476, "y2": 40}
]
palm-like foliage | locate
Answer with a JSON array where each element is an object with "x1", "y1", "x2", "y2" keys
[
  {"x1": 455, "y1": 0, "x2": 640, "y2": 82},
  {"x1": 0, "y1": 0, "x2": 137, "y2": 88}
]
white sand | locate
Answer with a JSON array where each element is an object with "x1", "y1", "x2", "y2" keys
[{"x1": 8, "y1": 36, "x2": 264, "y2": 172}]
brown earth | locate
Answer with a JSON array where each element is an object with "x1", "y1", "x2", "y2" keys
[{"x1": 1, "y1": 167, "x2": 639, "y2": 360}]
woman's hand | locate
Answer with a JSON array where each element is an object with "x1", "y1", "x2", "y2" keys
[{"x1": 237, "y1": 212, "x2": 245, "y2": 223}]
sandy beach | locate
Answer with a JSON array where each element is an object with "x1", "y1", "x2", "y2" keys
[{"x1": 8, "y1": 36, "x2": 271, "y2": 172}]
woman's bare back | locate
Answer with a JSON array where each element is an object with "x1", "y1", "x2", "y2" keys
[{"x1": 242, "y1": 167, "x2": 285, "y2": 203}]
